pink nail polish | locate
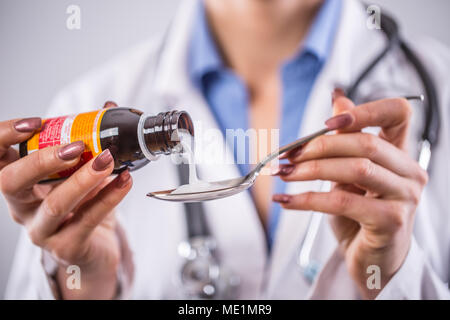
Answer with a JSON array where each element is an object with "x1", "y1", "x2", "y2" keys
[
  {"x1": 289, "y1": 146, "x2": 303, "y2": 158},
  {"x1": 13, "y1": 117, "x2": 41, "y2": 133},
  {"x1": 271, "y1": 164, "x2": 295, "y2": 176},
  {"x1": 92, "y1": 149, "x2": 113, "y2": 171},
  {"x1": 272, "y1": 194, "x2": 291, "y2": 204},
  {"x1": 103, "y1": 101, "x2": 118, "y2": 109},
  {"x1": 116, "y1": 170, "x2": 131, "y2": 188},
  {"x1": 278, "y1": 152, "x2": 289, "y2": 160},
  {"x1": 279, "y1": 145, "x2": 303, "y2": 160},
  {"x1": 271, "y1": 167, "x2": 281, "y2": 176},
  {"x1": 325, "y1": 113, "x2": 353, "y2": 130},
  {"x1": 279, "y1": 164, "x2": 295, "y2": 176},
  {"x1": 332, "y1": 88, "x2": 346, "y2": 104},
  {"x1": 58, "y1": 141, "x2": 85, "y2": 160}
]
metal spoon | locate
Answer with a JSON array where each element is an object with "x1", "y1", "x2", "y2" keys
[
  {"x1": 147, "y1": 95, "x2": 424, "y2": 203},
  {"x1": 147, "y1": 127, "x2": 330, "y2": 202}
]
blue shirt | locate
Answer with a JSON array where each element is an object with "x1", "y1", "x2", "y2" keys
[{"x1": 188, "y1": 0, "x2": 341, "y2": 248}]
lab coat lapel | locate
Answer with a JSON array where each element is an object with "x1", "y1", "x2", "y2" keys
[
  {"x1": 151, "y1": 0, "x2": 268, "y2": 297},
  {"x1": 265, "y1": 0, "x2": 385, "y2": 295}
]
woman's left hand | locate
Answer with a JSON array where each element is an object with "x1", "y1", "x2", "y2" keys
[{"x1": 272, "y1": 92, "x2": 428, "y2": 299}]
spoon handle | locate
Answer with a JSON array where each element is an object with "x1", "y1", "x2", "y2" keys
[{"x1": 253, "y1": 127, "x2": 331, "y2": 174}]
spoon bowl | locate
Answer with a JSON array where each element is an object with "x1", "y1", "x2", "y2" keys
[{"x1": 147, "y1": 176, "x2": 252, "y2": 202}]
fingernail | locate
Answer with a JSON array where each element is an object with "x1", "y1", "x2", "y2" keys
[
  {"x1": 271, "y1": 166, "x2": 281, "y2": 175},
  {"x1": 279, "y1": 145, "x2": 303, "y2": 160},
  {"x1": 92, "y1": 149, "x2": 113, "y2": 171},
  {"x1": 278, "y1": 152, "x2": 289, "y2": 160},
  {"x1": 325, "y1": 113, "x2": 353, "y2": 130},
  {"x1": 116, "y1": 170, "x2": 131, "y2": 188},
  {"x1": 13, "y1": 117, "x2": 42, "y2": 133},
  {"x1": 58, "y1": 141, "x2": 85, "y2": 161},
  {"x1": 332, "y1": 88, "x2": 346, "y2": 104},
  {"x1": 272, "y1": 194, "x2": 291, "y2": 204},
  {"x1": 271, "y1": 164, "x2": 295, "y2": 176},
  {"x1": 103, "y1": 101, "x2": 118, "y2": 109},
  {"x1": 289, "y1": 145, "x2": 303, "y2": 158}
]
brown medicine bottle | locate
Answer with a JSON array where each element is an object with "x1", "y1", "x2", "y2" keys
[{"x1": 19, "y1": 107, "x2": 194, "y2": 182}]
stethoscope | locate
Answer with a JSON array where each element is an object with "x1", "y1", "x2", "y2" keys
[{"x1": 168, "y1": 10, "x2": 440, "y2": 298}]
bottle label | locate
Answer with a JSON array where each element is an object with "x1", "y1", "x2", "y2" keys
[{"x1": 26, "y1": 109, "x2": 107, "y2": 179}]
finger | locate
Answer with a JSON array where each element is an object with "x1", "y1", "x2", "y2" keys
[
  {"x1": 0, "y1": 141, "x2": 85, "y2": 199},
  {"x1": 273, "y1": 190, "x2": 403, "y2": 230},
  {"x1": 273, "y1": 158, "x2": 411, "y2": 198},
  {"x1": 67, "y1": 170, "x2": 132, "y2": 241},
  {"x1": 333, "y1": 183, "x2": 366, "y2": 195},
  {"x1": 326, "y1": 98, "x2": 412, "y2": 148},
  {"x1": 332, "y1": 89, "x2": 354, "y2": 116},
  {"x1": 29, "y1": 149, "x2": 114, "y2": 241},
  {"x1": 103, "y1": 101, "x2": 118, "y2": 109},
  {"x1": 71, "y1": 175, "x2": 116, "y2": 213},
  {"x1": 347, "y1": 98, "x2": 412, "y2": 131},
  {"x1": 280, "y1": 89, "x2": 355, "y2": 159},
  {"x1": 288, "y1": 132, "x2": 424, "y2": 180},
  {"x1": 0, "y1": 118, "x2": 41, "y2": 158},
  {"x1": 332, "y1": 91, "x2": 358, "y2": 134},
  {"x1": 331, "y1": 87, "x2": 347, "y2": 105},
  {"x1": 0, "y1": 147, "x2": 19, "y2": 171}
]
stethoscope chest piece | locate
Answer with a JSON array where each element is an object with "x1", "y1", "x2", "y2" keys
[{"x1": 177, "y1": 236, "x2": 240, "y2": 299}]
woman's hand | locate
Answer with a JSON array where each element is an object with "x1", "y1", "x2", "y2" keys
[
  {"x1": 0, "y1": 102, "x2": 132, "y2": 299},
  {"x1": 272, "y1": 92, "x2": 428, "y2": 299}
]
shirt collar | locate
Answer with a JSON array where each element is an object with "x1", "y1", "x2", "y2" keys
[
  {"x1": 188, "y1": 1, "x2": 223, "y2": 86},
  {"x1": 188, "y1": 0, "x2": 342, "y2": 84},
  {"x1": 301, "y1": 0, "x2": 342, "y2": 62}
]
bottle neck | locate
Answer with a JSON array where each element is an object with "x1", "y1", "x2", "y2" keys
[{"x1": 137, "y1": 111, "x2": 194, "y2": 161}]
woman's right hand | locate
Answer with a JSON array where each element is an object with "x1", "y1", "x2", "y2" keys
[{"x1": 0, "y1": 115, "x2": 133, "y2": 299}]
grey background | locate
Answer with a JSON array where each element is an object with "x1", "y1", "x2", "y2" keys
[{"x1": 0, "y1": 0, "x2": 449, "y2": 298}]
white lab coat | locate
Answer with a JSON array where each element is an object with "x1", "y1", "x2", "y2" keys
[{"x1": 5, "y1": 0, "x2": 450, "y2": 299}]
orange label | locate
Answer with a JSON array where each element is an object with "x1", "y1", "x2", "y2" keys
[{"x1": 26, "y1": 109, "x2": 107, "y2": 179}]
